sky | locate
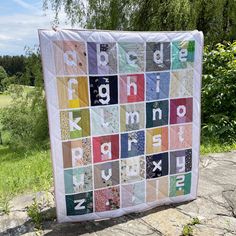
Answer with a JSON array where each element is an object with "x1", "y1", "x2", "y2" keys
[{"x1": 0, "y1": 0, "x2": 69, "y2": 55}]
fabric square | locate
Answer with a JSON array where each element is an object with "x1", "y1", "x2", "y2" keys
[
  {"x1": 146, "y1": 127, "x2": 168, "y2": 154},
  {"x1": 64, "y1": 166, "x2": 93, "y2": 194},
  {"x1": 121, "y1": 131, "x2": 145, "y2": 158},
  {"x1": 94, "y1": 186, "x2": 120, "y2": 212},
  {"x1": 170, "y1": 70, "x2": 193, "y2": 98},
  {"x1": 169, "y1": 173, "x2": 191, "y2": 197},
  {"x1": 57, "y1": 77, "x2": 89, "y2": 109},
  {"x1": 119, "y1": 74, "x2": 144, "y2": 103},
  {"x1": 146, "y1": 72, "x2": 170, "y2": 101},
  {"x1": 62, "y1": 138, "x2": 91, "y2": 168},
  {"x1": 60, "y1": 109, "x2": 90, "y2": 140},
  {"x1": 91, "y1": 105, "x2": 119, "y2": 135},
  {"x1": 89, "y1": 75, "x2": 118, "y2": 106},
  {"x1": 87, "y1": 42, "x2": 117, "y2": 74},
  {"x1": 65, "y1": 192, "x2": 93, "y2": 216},
  {"x1": 146, "y1": 42, "x2": 171, "y2": 71},
  {"x1": 171, "y1": 41, "x2": 195, "y2": 69},
  {"x1": 146, "y1": 100, "x2": 169, "y2": 128},
  {"x1": 120, "y1": 103, "x2": 145, "y2": 132},
  {"x1": 170, "y1": 149, "x2": 192, "y2": 174},
  {"x1": 121, "y1": 156, "x2": 145, "y2": 184},
  {"x1": 170, "y1": 98, "x2": 193, "y2": 124},
  {"x1": 146, "y1": 177, "x2": 168, "y2": 202},
  {"x1": 118, "y1": 42, "x2": 144, "y2": 73},
  {"x1": 94, "y1": 161, "x2": 120, "y2": 189},
  {"x1": 53, "y1": 41, "x2": 87, "y2": 75},
  {"x1": 146, "y1": 153, "x2": 168, "y2": 179},
  {"x1": 121, "y1": 181, "x2": 145, "y2": 208},
  {"x1": 170, "y1": 124, "x2": 192, "y2": 150},
  {"x1": 93, "y1": 134, "x2": 119, "y2": 163}
]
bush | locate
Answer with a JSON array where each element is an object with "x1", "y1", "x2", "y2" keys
[
  {"x1": 0, "y1": 48, "x2": 49, "y2": 149},
  {"x1": 202, "y1": 41, "x2": 236, "y2": 143}
]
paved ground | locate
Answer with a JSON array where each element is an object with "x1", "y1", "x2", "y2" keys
[{"x1": 1, "y1": 151, "x2": 236, "y2": 236}]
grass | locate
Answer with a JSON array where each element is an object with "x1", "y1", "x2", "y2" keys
[
  {"x1": 0, "y1": 145, "x2": 52, "y2": 212},
  {"x1": 0, "y1": 85, "x2": 34, "y2": 108},
  {"x1": 0, "y1": 93, "x2": 11, "y2": 108},
  {"x1": 200, "y1": 141, "x2": 236, "y2": 155}
]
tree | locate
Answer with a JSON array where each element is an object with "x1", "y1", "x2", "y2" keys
[
  {"x1": 0, "y1": 66, "x2": 8, "y2": 92},
  {"x1": 44, "y1": 0, "x2": 236, "y2": 45}
]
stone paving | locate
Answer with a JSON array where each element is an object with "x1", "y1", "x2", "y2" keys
[{"x1": 1, "y1": 151, "x2": 236, "y2": 235}]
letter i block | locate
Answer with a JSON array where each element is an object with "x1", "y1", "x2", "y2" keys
[
  {"x1": 146, "y1": 72, "x2": 170, "y2": 101},
  {"x1": 53, "y1": 41, "x2": 87, "y2": 75},
  {"x1": 89, "y1": 75, "x2": 118, "y2": 106},
  {"x1": 169, "y1": 173, "x2": 191, "y2": 197}
]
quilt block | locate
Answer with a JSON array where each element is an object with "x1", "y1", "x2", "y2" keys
[{"x1": 39, "y1": 29, "x2": 203, "y2": 222}]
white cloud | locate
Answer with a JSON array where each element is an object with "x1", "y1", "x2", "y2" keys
[
  {"x1": 0, "y1": 8, "x2": 70, "y2": 55},
  {"x1": 12, "y1": 0, "x2": 39, "y2": 12}
]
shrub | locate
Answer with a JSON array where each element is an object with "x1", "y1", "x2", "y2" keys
[
  {"x1": 202, "y1": 41, "x2": 236, "y2": 143},
  {"x1": 0, "y1": 48, "x2": 49, "y2": 149}
]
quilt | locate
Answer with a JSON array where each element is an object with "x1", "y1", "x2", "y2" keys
[{"x1": 38, "y1": 29, "x2": 203, "y2": 222}]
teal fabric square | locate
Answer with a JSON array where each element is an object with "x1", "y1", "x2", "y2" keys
[{"x1": 171, "y1": 41, "x2": 195, "y2": 69}]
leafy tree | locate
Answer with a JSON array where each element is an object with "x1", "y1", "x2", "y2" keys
[
  {"x1": 0, "y1": 48, "x2": 48, "y2": 149},
  {"x1": 0, "y1": 55, "x2": 25, "y2": 77},
  {"x1": 0, "y1": 66, "x2": 8, "y2": 92},
  {"x1": 44, "y1": 0, "x2": 236, "y2": 45},
  {"x1": 202, "y1": 41, "x2": 236, "y2": 143}
]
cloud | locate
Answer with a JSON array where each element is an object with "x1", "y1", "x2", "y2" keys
[
  {"x1": 0, "y1": 8, "x2": 70, "y2": 55},
  {"x1": 12, "y1": 0, "x2": 38, "y2": 12}
]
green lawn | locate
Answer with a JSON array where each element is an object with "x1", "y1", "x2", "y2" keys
[
  {"x1": 0, "y1": 146, "x2": 52, "y2": 210},
  {"x1": 0, "y1": 85, "x2": 35, "y2": 108},
  {"x1": 0, "y1": 93, "x2": 11, "y2": 108},
  {"x1": 200, "y1": 142, "x2": 236, "y2": 155}
]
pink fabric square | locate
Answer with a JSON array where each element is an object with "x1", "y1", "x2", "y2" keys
[{"x1": 170, "y1": 124, "x2": 192, "y2": 150}]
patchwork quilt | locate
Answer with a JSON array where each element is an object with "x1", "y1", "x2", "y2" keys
[{"x1": 39, "y1": 30, "x2": 203, "y2": 222}]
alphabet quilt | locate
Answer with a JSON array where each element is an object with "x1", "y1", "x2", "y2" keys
[{"x1": 39, "y1": 30, "x2": 203, "y2": 222}]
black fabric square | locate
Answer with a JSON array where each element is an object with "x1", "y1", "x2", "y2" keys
[
  {"x1": 89, "y1": 75, "x2": 118, "y2": 106},
  {"x1": 146, "y1": 153, "x2": 168, "y2": 179}
]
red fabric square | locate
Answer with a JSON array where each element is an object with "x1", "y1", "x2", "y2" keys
[
  {"x1": 93, "y1": 134, "x2": 119, "y2": 163},
  {"x1": 119, "y1": 74, "x2": 144, "y2": 103},
  {"x1": 170, "y1": 98, "x2": 193, "y2": 124}
]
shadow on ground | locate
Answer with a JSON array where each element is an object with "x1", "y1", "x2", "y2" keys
[{"x1": 0, "y1": 201, "x2": 193, "y2": 236}]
